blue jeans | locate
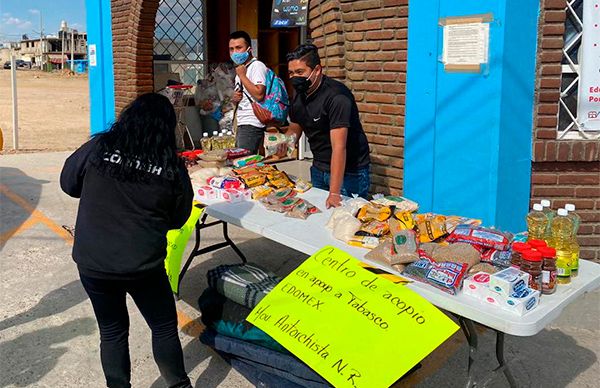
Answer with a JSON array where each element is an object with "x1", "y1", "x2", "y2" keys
[{"x1": 310, "y1": 165, "x2": 370, "y2": 199}]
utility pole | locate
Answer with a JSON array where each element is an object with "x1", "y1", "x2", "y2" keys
[
  {"x1": 39, "y1": 12, "x2": 44, "y2": 70},
  {"x1": 10, "y1": 53, "x2": 19, "y2": 150},
  {"x1": 70, "y1": 28, "x2": 75, "y2": 71}
]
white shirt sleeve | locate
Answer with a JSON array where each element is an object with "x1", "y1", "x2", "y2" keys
[{"x1": 247, "y1": 60, "x2": 267, "y2": 87}]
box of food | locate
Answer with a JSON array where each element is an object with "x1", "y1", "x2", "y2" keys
[
  {"x1": 197, "y1": 186, "x2": 217, "y2": 200},
  {"x1": 463, "y1": 272, "x2": 491, "y2": 300},
  {"x1": 488, "y1": 267, "x2": 530, "y2": 298},
  {"x1": 502, "y1": 287, "x2": 540, "y2": 315}
]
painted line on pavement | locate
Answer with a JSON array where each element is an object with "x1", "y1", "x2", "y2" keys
[{"x1": 0, "y1": 184, "x2": 74, "y2": 245}]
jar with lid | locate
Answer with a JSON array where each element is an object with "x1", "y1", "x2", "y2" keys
[
  {"x1": 528, "y1": 239, "x2": 547, "y2": 250},
  {"x1": 538, "y1": 246, "x2": 557, "y2": 295},
  {"x1": 520, "y1": 250, "x2": 543, "y2": 292},
  {"x1": 511, "y1": 242, "x2": 531, "y2": 269}
]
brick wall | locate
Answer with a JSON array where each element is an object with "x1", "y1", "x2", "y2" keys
[
  {"x1": 111, "y1": 0, "x2": 158, "y2": 114},
  {"x1": 532, "y1": 0, "x2": 600, "y2": 261},
  {"x1": 309, "y1": 0, "x2": 408, "y2": 196}
]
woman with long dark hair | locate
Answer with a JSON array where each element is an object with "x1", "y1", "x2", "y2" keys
[{"x1": 61, "y1": 93, "x2": 193, "y2": 388}]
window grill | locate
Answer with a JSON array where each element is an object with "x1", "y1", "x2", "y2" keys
[{"x1": 154, "y1": 0, "x2": 207, "y2": 86}]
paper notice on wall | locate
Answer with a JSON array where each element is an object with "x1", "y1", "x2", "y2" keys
[
  {"x1": 442, "y1": 22, "x2": 489, "y2": 67},
  {"x1": 89, "y1": 44, "x2": 97, "y2": 67},
  {"x1": 576, "y1": 0, "x2": 600, "y2": 131}
]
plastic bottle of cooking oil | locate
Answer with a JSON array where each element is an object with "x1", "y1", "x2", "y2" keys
[
  {"x1": 200, "y1": 132, "x2": 211, "y2": 151},
  {"x1": 526, "y1": 203, "x2": 548, "y2": 241},
  {"x1": 551, "y1": 208, "x2": 574, "y2": 285},
  {"x1": 540, "y1": 199, "x2": 555, "y2": 242},
  {"x1": 565, "y1": 204, "x2": 581, "y2": 278}
]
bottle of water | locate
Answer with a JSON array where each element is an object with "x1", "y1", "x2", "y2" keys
[
  {"x1": 526, "y1": 203, "x2": 547, "y2": 241},
  {"x1": 565, "y1": 204, "x2": 581, "y2": 277},
  {"x1": 551, "y1": 208, "x2": 574, "y2": 285}
]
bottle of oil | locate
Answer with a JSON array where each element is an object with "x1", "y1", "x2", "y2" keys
[
  {"x1": 552, "y1": 208, "x2": 574, "y2": 285},
  {"x1": 540, "y1": 199, "x2": 555, "y2": 242},
  {"x1": 526, "y1": 204, "x2": 548, "y2": 241},
  {"x1": 565, "y1": 204, "x2": 581, "y2": 278},
  {"x1": 200, "y1": 132, "x2": 211, "y2": 151}
]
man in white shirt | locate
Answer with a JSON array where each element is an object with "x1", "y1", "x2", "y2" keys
[{"x1": 229, "y1": 31, "x2": 268, "y2": 154}]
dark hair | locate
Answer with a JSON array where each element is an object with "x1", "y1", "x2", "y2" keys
[
  {"x1": 286, "y1": 44, "x2": 321, "y2": 69},
  {"x1": 93, "y1": 93, "x2": 180, "y2": 182},
  {"x1": 229, "y1": 30, "x2": 252, "y2": 48}
]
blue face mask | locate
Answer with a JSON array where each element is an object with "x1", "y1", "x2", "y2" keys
[{"x1": 231, "y1": 49, "x2": 250, "y2": 65}]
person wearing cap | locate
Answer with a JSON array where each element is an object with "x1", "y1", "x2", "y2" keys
[{"x1": 282, "y1": 44, "x2": 371, "y2": 208}]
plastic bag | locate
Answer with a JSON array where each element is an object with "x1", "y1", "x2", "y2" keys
[
  {"x1": 332, "y1": 213, "x2": 363, "y2": 243},
  {"x1": 263, "y1": 132, "x2": 297, "y2": 158}
]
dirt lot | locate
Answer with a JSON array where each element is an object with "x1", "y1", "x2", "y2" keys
[{"x1": 0, "y1": 69, "x2": 90, "y2": 152}]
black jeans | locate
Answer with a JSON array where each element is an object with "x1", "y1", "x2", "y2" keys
[
  {"x1": 79, "y1": 268, "x2": 191, "y2": 388},
  {"x1": 235, "y1": 124, "x2": 264, "y2": 154}
]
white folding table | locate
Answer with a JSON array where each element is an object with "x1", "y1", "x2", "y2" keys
[{"x1": 188, "y1": 188, "x2": 600, "y2": 387}]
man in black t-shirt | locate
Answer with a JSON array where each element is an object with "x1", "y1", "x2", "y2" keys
[{"x1": 284, "y1": 44, "x2": 371, "y2": 208}]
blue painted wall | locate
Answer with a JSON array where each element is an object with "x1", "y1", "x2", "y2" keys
[
  {"x1": 405, "y1": 0, "x2": 539, "y2": 233},
  {"x1": 85, "y1": 0, "x2": 115, "y2": 135}
]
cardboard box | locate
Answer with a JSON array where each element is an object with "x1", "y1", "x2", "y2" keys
[
  {"x1": 489, "y1": 267, "x2": 530, "y2": 298},
  {"x1": 463, "y1": 272, "x2": 491, "y2": 300}
]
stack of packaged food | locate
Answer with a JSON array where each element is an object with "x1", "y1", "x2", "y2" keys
[
  {"x1": 326, "y1": 195, "x2": 585, "y2": 316},
  {"x1": 190, "y1": 162, "x2": 318, "y2": 219}
]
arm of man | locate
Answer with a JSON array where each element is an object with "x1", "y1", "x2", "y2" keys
[
  {"x1": 236, "y1": 65, "x2": 266, "y2": 102},
  {"x1": 326, "y1": 127, "x2": 347, "y2": 209}
]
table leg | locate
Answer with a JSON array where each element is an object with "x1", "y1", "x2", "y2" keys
[
  {"x1": 222, "y1": 222, "x2": 247, "y2": 263},
  {"x1": 457, "y1": 316, "x2": 478, "y2": 388},
  {"x1": 455, "y1": 315, "x2": 519, "y2": 388},
  {"x1": 491, "y1": 331, "x2": 517, "y2": 388},
  {"x1": 175, "y1": 216, "x2": 247, "y2": 297}
]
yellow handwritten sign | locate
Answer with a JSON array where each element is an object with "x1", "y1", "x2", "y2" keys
[
  {"x1": 164, "y1": 204, "x2": 203, "y2": 293},
  {"x1": 247, "y1": 246, "x2": 459, "y2": 388}
]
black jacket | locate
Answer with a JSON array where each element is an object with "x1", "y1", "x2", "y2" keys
[{"x1": 60, "y1": 137, "x2": 193, "y2": 279}]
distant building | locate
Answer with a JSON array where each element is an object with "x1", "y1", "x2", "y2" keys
[{"x1": 9, "y1": 29, "x2": 87, "y2": 69}]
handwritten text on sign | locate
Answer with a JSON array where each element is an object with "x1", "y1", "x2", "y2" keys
[{"x1": 247, "y1": 246, "x2": 459, "y2": 388}]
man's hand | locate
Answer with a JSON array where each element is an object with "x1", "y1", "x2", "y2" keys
[
  {"x1": 232, "y1": 91, "x2": 242, "y2": 104},
  {"x1": 326, "y1": 193, "x2": 342, "y2": 209},
  {"x1": 235, "y1": 65, "x2": 247, "y2": 78}
]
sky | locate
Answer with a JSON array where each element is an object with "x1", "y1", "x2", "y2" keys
[{"x1": 0, "y1": 0, "x2": 86, "y2": 43}]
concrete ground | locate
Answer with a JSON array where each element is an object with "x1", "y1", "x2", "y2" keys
[{"x1": 0, "y1": 151, "x2": 598, "y2": 388}]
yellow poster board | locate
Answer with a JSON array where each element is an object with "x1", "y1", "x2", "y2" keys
[
  {"x1": 247, "y1": 246, "x2": 459, "y2": 388},
  {"x1": 164, "y1": 204, "x2": 203, "y2": 293}
]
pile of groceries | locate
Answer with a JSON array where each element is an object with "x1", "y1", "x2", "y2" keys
[
  {"x1": 189, "y1": 154, "x2": 318, "y2": 219},
  {"x1": 327, "y1": 196, "x2": 582, "y2": 316}
]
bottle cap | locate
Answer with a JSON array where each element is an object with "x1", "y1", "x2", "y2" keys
[
  {"x1": 522, "y1": 250, "x2": 543, "y2": 262},
  {"x1": 528, "y1": 239, "x2": 547, "y2": 249},
  {"x1": 219, "y1": 133, "x2": 224, "y2": 137},
  {"x1": 557, "y1": 208, "x2": 568, "y2": 216},
  {"x1": 538, "y1": 247, "x2": 556, "y2": 258},
  {"x1": 512, "y1": 242, "x2": 531, "y2": 252},
  {"x1": 533, "y1": 204, "x2": 543, "y2": 211},
  {"x1": 213, "y1": 131, "x2": 218, "y2": 136},
  {"x1": 540, "y1": 199, "x2": 551, "y2": 207},
  {"x1": 203, "y1": 132, "x2": 209, "y2": 137},
  {"x1": 565, "y1": 204, "x2": 575, "y2": 212}
]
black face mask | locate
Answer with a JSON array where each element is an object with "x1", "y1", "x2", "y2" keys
[
  {"x1": 291, "y1": 68, "x2": 316, "y2": 94},
  {"x1": 291, "y1": 76, "x2": 311, "y2": 94}
]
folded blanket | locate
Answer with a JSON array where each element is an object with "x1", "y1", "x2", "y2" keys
[
  {"x1": 200, "y1": 329, "x2": 331, "y2": 387},
  {"x1": 198, "y1": 287, "x2": 287, "y2": 353},
  {"x1": 207, "y1": 263, "x2": 282, "y2": 308}
]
